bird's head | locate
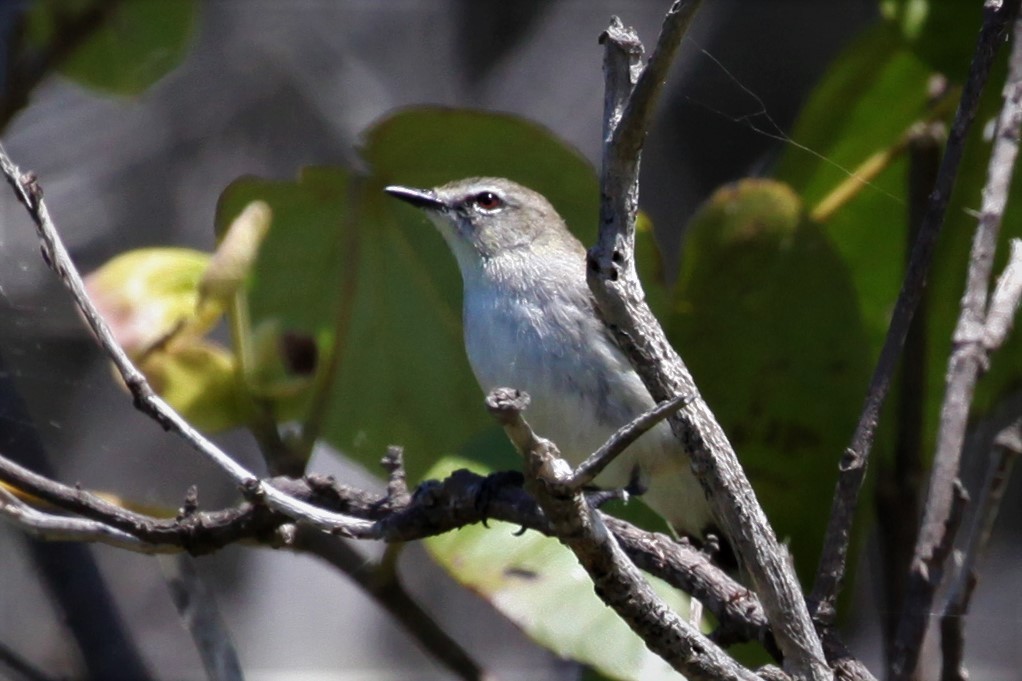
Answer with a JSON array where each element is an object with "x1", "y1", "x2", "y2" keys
[{"x1": 386, "y1": 177, "x2": 580, "y2": 276}]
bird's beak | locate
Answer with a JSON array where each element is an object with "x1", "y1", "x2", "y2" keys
[{"x1": 384, "y1": 185, "x2": 445, "y2": 211}]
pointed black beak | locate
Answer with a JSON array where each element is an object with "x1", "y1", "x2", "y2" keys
[{"x1": 385, "y1": 185, "x2": 445, "y2": 210}]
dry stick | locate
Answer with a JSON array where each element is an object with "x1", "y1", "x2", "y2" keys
[
  {"x1": 0, "y1": 144, "x2": 374, "y2": 538},
  {"x1": 809, "y1": 0, "x2": 1021, "y2": 623},
  {"x1": 0, "y1": 485, "x2": 153, "y2": 551},
  {"x1": 589, "y1": 5, "x2": 830, "y2": 678},
  {"x1": 0, "y1": 446, "x2": 778, "y2": 650},
  {"x1": 940, "y1": 422, "x2": 1022, "y2": 681},
  {"x1": 937, "y1": 243, "x2": 1022, "y2": 681},
  {"x1": 890, "y1": 8, "x2": 1022, "y2": 680},
  {"x1": 485, "y1": 388, "x2": 764, "y2": 681},
  {"x1": 983, "y1": 238, "x2": 1022, "y2": 346},
  {"x1": 873, "y1": 123, "x2": 940, "y2": 663},
  {"x1": 570, "y1": 393, "x2": 692, "y2": 488}
]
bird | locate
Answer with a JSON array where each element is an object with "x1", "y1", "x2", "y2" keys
[{"x1": 385, "y1": 177, "x2": 714, "y2": 540}]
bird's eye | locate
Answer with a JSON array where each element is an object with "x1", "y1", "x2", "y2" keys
[{"x1": 471, "y1": 191, "x2": 504, "y2": 212}]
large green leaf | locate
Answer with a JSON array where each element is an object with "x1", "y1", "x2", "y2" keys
[
  {"x1": 776, "y1": 14, "x2": 1022, "y2": 457},
  {"x1": 423, "y1": 457, "x2": 690, "y2": 681},
  {"x1": 216, "y1": 109, "x2": 603, "y2": 480},
  {"x1": 668, "y1": 180, "x2": 872, "y2": 582},
  {"x1": 363, "y1": 107, "x2": 600, "y2": 245},
  {"x1": 27, "y1": 0, "x2": 194, "y2": 95}
]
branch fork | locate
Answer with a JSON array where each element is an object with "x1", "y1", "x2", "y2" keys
[{"x1": 485, "y1": 387, "x2": 764, "y2": 681}]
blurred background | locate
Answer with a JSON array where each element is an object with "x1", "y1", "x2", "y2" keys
[{"x1": 3, "y1": 1, "x2": 1020, "y2": 680}]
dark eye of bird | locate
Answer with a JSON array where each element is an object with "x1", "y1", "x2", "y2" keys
[{"x1": 471, "y1": 191, "x2": 504, "y2": 212}]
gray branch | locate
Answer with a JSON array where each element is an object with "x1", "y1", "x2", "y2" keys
[
  {"x1": 0, "y1": 142, "x2": 374, "y2": 539},
  {"x1": 939, "y1": 421, "x2": 1021, "y2": 681},
  {"x1": 983, "y1": 238, "x2": 1022, "y2": 348},
  {"x1": 588, "y1": 4, "x2": 830, "y2": 678},
  {"x1": 890, "y1": 6, "x2": 1022, "y2": 680},
  {"x1": 485, "y1": 387, "x2": 765, "y2": 681},
  {"x1": 811, "y1": 0, "x2": 1022, "y2": 622},
  {"x1": 0, "y1": 486, "x2": 154, "y2": 552},
  {"x1": 0, "y1": 442, "x2": 777, "y2": 652},
  {"x1": 570, "y1": 393, "x2": 692, "y2": 489}
]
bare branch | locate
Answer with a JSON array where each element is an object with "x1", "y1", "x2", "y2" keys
[
  {"x1": 485, "y1": 388, "x2": 764, "y2": 681},
  {"x1": 603, "y1": 515, "x2": 772, "y2": 651},
  {"x1": 570, "y1": 393, "x2": 692, "y2": 489},
  {"x1": 0, "y1": 444, "x2": 777, "y2": 650},
  {"x1": 590, "y1": 6, "x2": 830, "y2": 678},
  {"x1": 812, "y1": 0, "x2": 1022, "y2": 623},
  {"x1": 873, "y1": 122, "x2": 941, "y2": 661},
  {"x1": 0, "y1": 486, "x2": 157, "y2": 552},
  {"x1": 940, "y1": 422, "x2": 1021, "y2": 681},
  {"x1": 0, "y1": 143, "x2": 374, "y2": 538},
  {"x1": 890, "y1": 7, "x2": 1022, "y2": 679}
]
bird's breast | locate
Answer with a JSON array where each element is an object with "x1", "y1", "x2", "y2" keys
[{"x1": 462, "y1": 282, "x2": 659, "y2": 467}]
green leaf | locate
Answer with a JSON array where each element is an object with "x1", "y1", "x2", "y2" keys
[
  {"x1": 139, "y1": 340, "x2": 246, "y2": 432},
  {"x1": 775, "y1": 25, "x2": 933, "y2": 344},
  {"x1": 880, "y1": 0, "x2": 984, "y2": 79},
  {"x1": 27, "y1": 0, "x2": 194, "y2": 95},
  {"x1": 84, "y1": 246, "x2": 214, "y2": 355},
  {"x1": 216, "y1": 109, "x2": 602, "y2": 480},
  {"x1": 363, "y1": 107, "x2": 600, "y2": 247},
  {"x1": 423, "y1": 457, "x2": 690, "y2": 681},
  {"x1": 216, "y1": 166, "x2": 484, "y2": 478},
  {"x1": 85, "y1": 246, "x2": 250, "y2": 431},
  {"x1": 668, "y1": 179, "x2": 872, "y2": 582},
  {"x1": 775, "y1": 13, "x2": 1022, "y2": 474}
]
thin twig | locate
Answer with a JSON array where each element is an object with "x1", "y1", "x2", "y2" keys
[
  {"x1": 603, "y1": 515, "x2": 772, "y2": 651},
  {"x1": 811, "y1": 0, "x2": 1022, "y2": 623},
  {"x1": 874, "y1": 122, "x2": 941, "y2": 662},
  {"x1": 589, "y1": 6, "x2": 830, "y2": 678},
  {"x1": 0, "y1": 640, "x2": 60, "y2": 681},
  {"x1": 890, "y1": 7, "x2": 1022, "y2": 679},
  {"x1": 0, "y1": 143, "x2": 374, "y2": 538},
  {"x1": 486, "y1": 387, "x2": 764, "y2": 681},
  {"x1": 570, "y1": 393, "x2": 692, "y2": 489},
  {"x1": 0, "y1": 486, "x2": 155, "y2": 551},
  {"x1": 937, "y1": 245, "x2": 1022, "y2": 681}
]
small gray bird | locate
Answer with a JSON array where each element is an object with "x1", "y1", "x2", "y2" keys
[{"x1": 386, "y1": 177, "x2": 713, "y2": 539}]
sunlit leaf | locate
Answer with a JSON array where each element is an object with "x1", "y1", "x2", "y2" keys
[
  {"x1": 85, "y1": 247, "x2": 214, "y2": 356},
  {"x1": 423, "y1": 456, "x2": 690, "y2": 681},
  {"x1": 139, "y1": 340, "x2": 247, "y2": 432}
]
